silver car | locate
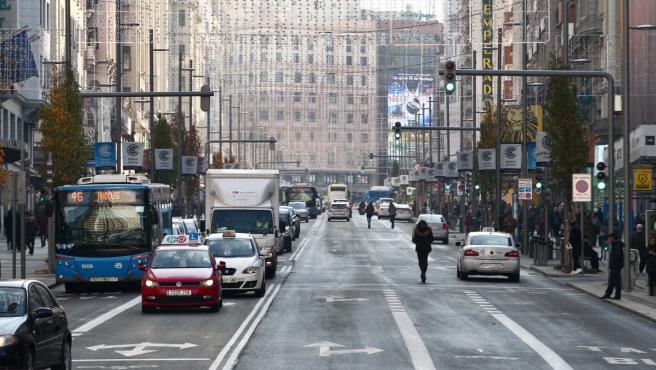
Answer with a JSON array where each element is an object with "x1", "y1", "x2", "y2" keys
[
  {"x1": 289, "y1": 201, "x2": 310, "y2": 222},
  {"x1": 395, "y1": 204, "x2": 414, "y2": 222},
  {"x1": 456, "y1": 231, "x2": 520, "y2": 282},
  {"x1": 328, "y1": 202, "x2": 350, "y2": 221},
  {"x1": 416, "y1": 214, "x2": 449, "y2": 244}
]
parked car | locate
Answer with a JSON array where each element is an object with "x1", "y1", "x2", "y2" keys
[
  {"x1": 0, "y1": 280, "x2": 72, "y2": 370},
  {"x1": 289, "y1": 201, "x2": 310, "y2": 222},
  {"x1": 395, "y1": 204, "x2": 414, "y2": 222},
  {"x1": 416, "y1": 214, "x2": 449, "y2": 244},
  {"x1": 456, "y1": 231, "x2": 520, "y2": 282},
  {"x1": 278, "y1": 207, "x2": 296, "y2": 253}
]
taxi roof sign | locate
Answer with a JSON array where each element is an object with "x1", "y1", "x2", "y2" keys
[
  {"x1": 222, "y1": 230, "x2": 236, "y2": 238},
  {"x1": 162, "y1": 233, "x2": 201, "y2": 245}
]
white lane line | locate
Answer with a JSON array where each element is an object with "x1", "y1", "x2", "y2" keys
[
  {"x1": 72, "y1": 296, "x2": 141, "y2": 336},
  {"x1": 73, "y1": 358, "x2": 209, "y2": 362},
  {"x1": 221, "y1": 283, "x2": 283, "y2": 370},
  {"x1": 454, "y1": 355, "x2": 518, "y2": 360},
  {"x1": 208, "y1": 284, "x2": 276, "y2": 370},
  {"x1": 492, "y1": 313, "x2": 573, "y2": 370},
  {"x1": 288, "y1": 219, "x2": 321, "y2": 262},
  {"x1": 384, "y1": 292, "x2": 437, "y2": 370}
]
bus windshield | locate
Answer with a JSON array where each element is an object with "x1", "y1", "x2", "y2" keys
[
  {"x1": 56, "y1": 189, "x2": 149, "y2": 257},
  {"x1": 284, "y1": 187, "x2": 317, "y2": 207},
  {"x1": 366, "y1": 190, "x2": 392, "y2": 203}
]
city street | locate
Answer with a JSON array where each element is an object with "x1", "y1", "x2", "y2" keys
[{"x1": 57, "y1": 214, "x2": 656, "y2": 370}]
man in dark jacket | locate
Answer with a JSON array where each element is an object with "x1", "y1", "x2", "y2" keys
[
  {"x1": 602, "y1": 232, "x2": 624, "y2": 299},
  {"x1": 646, "y1": 235, "x2": 656, "y2": 296},
  {"x1": 365, "y1": 202, "x2": 375, "y2": 229},
  {"x1": 388, "y1": 202, "x2": 397, "y2": 229},
  {"x1": 412, "y1": 220, "x2": 434, "y2": 283},
  {"x1": 630, "y1": 224, "x2": 646, "y2": 273},
  {"x1": 569, "y1": 222, "x2": 583, "y2": 272}
]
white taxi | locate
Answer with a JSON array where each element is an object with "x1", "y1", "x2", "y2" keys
[
  {"x1": 456, "y1": 231, "x2": 520, "y2": 282},
  {"x1": 204, "y1": 231, "x2": 267, "y2": 297}
]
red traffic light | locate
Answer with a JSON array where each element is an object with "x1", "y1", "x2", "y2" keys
[
  {"x1": 445, "y1": 60, "x2": 456, "y2": 70},
  {"x1": 394, "y1": 121, "x2": 401, "y2": 129},
  {"x1": 596, "y1": 162, "x2": 606, "y2": 171}
]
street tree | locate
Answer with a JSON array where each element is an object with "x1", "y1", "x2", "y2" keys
[{"x1": 39, "y1": 67, "x2": 86, "y2": 187}]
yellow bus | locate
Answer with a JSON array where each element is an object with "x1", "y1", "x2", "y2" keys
[{"x1": 327, "y1": 183, "x2": 349, "y2": 205}]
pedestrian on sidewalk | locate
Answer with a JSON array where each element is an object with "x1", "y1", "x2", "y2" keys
[
  {"x1": 602, "y1": 232, "x2": 624, "y2": 300},
  {"x1": 3, "y1": 207, "x2": 13, "y2": 250},
  {"x1": 365, "y1": 202, "x2": 375, "y2": 229},
  {"x1": 646, "y1": 236, "x2": 656, "y2": 296},
  {"x1": 25, "y1": 213, "x2": 38, "y2": 256},
  {"x1": 412, "y1": 220, "x2": 434, "y2": 284},
  {"x1": 631, "y1": 224, "x2": 647, "y2": 273},
  {"x1": 37, "y1": 208, "x2": 48, "y2": 248},
  {"x1": 388, "y1": 202, "x2": 397, "y2": 229},
  {"x1": 570, "y1": 221, "x2": 583, "y2": 273},
  {"x1": 465, "y1": 209, "x2": 473, "y2": 234},
  {"x1": 502, "y1": 210, "x2": 517, "y2": 236}
]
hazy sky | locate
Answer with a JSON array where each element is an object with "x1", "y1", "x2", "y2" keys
[{"x1": 360, "y1": 0, "x2": 444, "y2": 22}]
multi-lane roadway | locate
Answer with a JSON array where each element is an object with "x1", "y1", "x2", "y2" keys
[{"x1": 57, "y1": 214, "x2": 656, "y2": 370}]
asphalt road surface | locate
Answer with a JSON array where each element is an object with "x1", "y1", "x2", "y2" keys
[{"x1": 61, "y1": 214, "x2": 656, "y2": 370}]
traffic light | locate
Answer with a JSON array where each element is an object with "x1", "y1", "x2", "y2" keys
[
  {"x1": 369, "y1": 153, "x2": 374, "y2": 163},
  {"x1": 474, "y1": 184, "x2": 480, "y2": 191},
  {"x1": 444, "y1": 60, "x2": 456, "y2": 94},
  {"x1": 596, "y1": 161, "x2": 607, "y2": 190},
  {"x1": 393, "y1": 122, "x2": 401, "y2": 141},
  {"x1": 38, "y1": 194, "x2": 46, "y2": 204}
]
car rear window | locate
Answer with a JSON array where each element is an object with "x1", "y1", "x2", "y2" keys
[
  {"x1": 469, "y1": 235, "x2": 512, "y2": 246},
  {"x1": 331, "y1": 203, "x2": 346, "y2": 209},
  {"x1": 421, "y1": 215, "x2": 443, "y2": 223}
]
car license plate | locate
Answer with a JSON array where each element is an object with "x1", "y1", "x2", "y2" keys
[
  {"x1": 480, "y1": 263, "x2": 503, "y2": 269},
  {"x1": 166, "y1": 290, "x2": 192, "y2": 296},
  {"x1": 89, "y1": 277, "x2": 119, "y2": 282},
  {"x1": 222, "y1": 277, "x2": 241, "y2": 283}
]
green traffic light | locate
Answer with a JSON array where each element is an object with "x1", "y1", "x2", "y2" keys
[
  {"x1": 444, "y1": 81, "x2": 456, "y2": 94},
  {"x1": 597, "y1": 181, "x2": 606, "y2": 190},
  {"x1": 394, "y1": 132, "x2": 401, "y2": 140},
  {"x1": 535, "y1": 182, "x2": 542, "y2": 189},
  {"x1": 474, "y1": 184, "x2": 480, "y2": 190}
]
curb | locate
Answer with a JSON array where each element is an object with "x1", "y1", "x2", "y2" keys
[
  {"x1": 567, "y1": 282, "x2": 656, "y2": 324},
  {"x1": 526, "y1": 265, "x2": 571, "y2": 278}
]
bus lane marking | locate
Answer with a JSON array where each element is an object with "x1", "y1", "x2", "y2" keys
[{"x1": 72, "y1": 296, "x2": 141, "y2": 336}]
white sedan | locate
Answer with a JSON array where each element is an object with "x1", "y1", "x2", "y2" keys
[
  {"x1": 456, "y1": 231, "x2": 520, "y2": 282},
  {"x1": 204, "y1": 231, "x2": 267, "y2": 296}
]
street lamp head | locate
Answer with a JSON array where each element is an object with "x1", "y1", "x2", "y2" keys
[{"x1": 629, "y1": 24, "x2": 656, "y2": 31}]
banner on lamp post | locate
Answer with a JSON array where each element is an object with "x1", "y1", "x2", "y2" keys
[
  {"x1": 500, "y1": 144, "x2": 521, "y2": 172},
  {"x1": 181, "y1": 156, "x2": 198, "y2": 175},
  {"x1": 435, "y1": 162, "x2": 446, "y2": 178},
  {"x1": 121, "y1": 142, "x2": 145, "y2": 169},
  {"x1": 447, "y1": 161, "x2": 458, "y2": 178},
  {"x1": 154, "y1": 149, "x2": 173, "y2": 170},
  {"x1": 535, "y1": 132, "x2": 551, "y2": 165},
  {"x1": 94, "y1": 142, "x2": 117, "y2": 170},
  {"x1": 478, "y1": 149, "x2": 495, "y2": 172},
  {"x1": 457, "y1": 151, "x2": 473, "y2": 171}
]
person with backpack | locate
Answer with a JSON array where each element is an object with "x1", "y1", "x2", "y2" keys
[
  {"x1": 388, "y1": 202, "x2": 397, "y2": 229},
  {"x1": 365, "y1": 202, "x2": 375, "y2": 229},
  {"x1": 412, "y1": 220, "x2": 434, "y2": 283}
]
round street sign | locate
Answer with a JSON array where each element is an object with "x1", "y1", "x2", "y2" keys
[{"x1": 575, "y1": 180, "x2": 589, "y2": 193}]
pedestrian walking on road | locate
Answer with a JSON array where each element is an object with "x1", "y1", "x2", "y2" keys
[
  {"x1": 412, "y1": 220, "x2": 434, "y2": 284},
  {"x1": 631, "y1": 224, "x2": 647, "y2": 273},
  {"x1": 602, "y1": 232, "x2": 624, "y2": 300},
  {"x1": 646, "y1": 236, "x2": 656, "y2": 296},
  {"x1": 365, "y1": 202, "x2": 375, "y2": 229},
  {"x1": 388, "y1": 202, "x2": 397, "y2": 229}
]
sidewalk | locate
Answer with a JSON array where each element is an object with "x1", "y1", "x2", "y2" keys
[
  {"x1": 521, "y1": 254, "x2": 656, "y2": 323},
  {"x1": 0, "y1": 238, "x2": 57, "y2": 288}
]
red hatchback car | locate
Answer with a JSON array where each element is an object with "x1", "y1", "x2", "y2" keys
[{"x1": 140, "y1": 244, "x2": 223, "y2": 313}]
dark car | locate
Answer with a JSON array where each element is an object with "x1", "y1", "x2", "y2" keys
[
  {"x1": 278, "y1": 208, "x2": 296, "y2": 253},
  {"x1": 281, "y1": 206, "x2": 301, "y2": 240},
  {"x1": 0, "y1": 280, "x2": 71, "y2": 370}
]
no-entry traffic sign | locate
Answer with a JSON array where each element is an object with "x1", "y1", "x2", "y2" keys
[{"x1": 572, "y1": 173, "x2": 592, "y2": 202}]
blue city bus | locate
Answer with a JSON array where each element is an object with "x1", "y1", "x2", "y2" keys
[
  {"x1": 281, "y1": 185, "x2": 319, "y2": 218},
  {"x1": 52, "y1": 175, "x2": 172, "y2": 292},
  {"x1": 365, "y1": 186, "x2": 393, "y2": 204}
]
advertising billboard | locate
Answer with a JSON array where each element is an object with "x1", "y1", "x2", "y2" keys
[{"x1": 388, "y1": 74, "x2": 434, "y2": 127}]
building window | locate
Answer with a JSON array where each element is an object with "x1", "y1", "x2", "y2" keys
[
  {"x1": 295, "y1": 132, "x2": 302, "y2": 141},
  {"x1": 308, "y1": 92, "x2": 316, "y2": 103},
  {"x1": 276, "y1": 52, "x2": 282, "y2": 62},
  {"x1": 360, "y1": 96, "x2": 368, "y2": 105},
  {"x1": 327, "y1": 73, "x2": 336, "y2": 84},
  {"x1": 361, "y1": 133, "x2": 369, "y2": 143},
  {"x1": 346, "y1": 95, "x2": 354, "y2": 104},
  {"x1": 293, "y1": 92, "x2": 301, "y2": 103},
  {"x1": 307, "y1": 37, "x2": 314, "y2": 50},
  {"x1": 308, "y1": 73, "x2": 316, "y2": 84},
  {"x1": 347, "y1": 132, "x2": 353, "y2": 143},
  {"x1": 261, "y1": 52, "x2": 268, "y2": 62},
  {"x1": 260, "y1": 91, "x2": 268, "y2": 102},
  {"x1": 275, "y1": 91, "x2": 284, "y2": 102},
  {"x1": 360, "y1": 45, "x2": 366, "y2": 53},
  {"x1": 361, "y1": 114, "x2": 369, "y2": 124},
  {"x1": 360, "y1": 57, "x2": 368, "y2": 66},
  {"x1": 309, "y1": 132, "x2": 315, "y2": 141},
  {"x1": 292, "y1": 35, "x2": 300, "y2": 49},
  {"x1": 328, "y1": 112, "x2": 337, "y2": 124},
  {"x1": 294, "y1": 73, "x2": 302, "y2": 83},
  {"x1": 346, "y1": 37, "x2": 352, "y2": 52},
  {"x1": 309, "y1": 111, "x2": 317, "y2": 122},
  {"x1": 122, "y1": 46, "x2": 132, "y2": 70},
  {"x1": 307, "y1": 54, "x2": 314, "y2": 64},
  {"x1": 260, "y1": 72, "x2": 268, "y2": 83},
  {"x1": 260, "y1": 110, "x2": 269, "y2": 121},
  {"x1": 275, "y1": 72, "x2": 283, "y2": 83},
  {"x1": 325, "y1": 36, "x2": 334, "y2": 52},
  {"x1": 326, "y1": 54, "x2": 334, "y2": 65},
  {"x1": 346, "y1": 56, "x2": 353, "y2": 65},
  {"x1": 178, "y1": 9, "x2": 186, "y2": 27},
  {"x1": 346, "y1": 75, "x2": 353, "y2": 86},
  {"x1": 328, "y1": 93, "x2": 337, "y2": 104},
  {"x1": 347, "y1": 113, "x2": 354, "y2": 124},
  {"x1": 87, "y1": 27, "x2": 98, "y2": 49},
  {"x1": 361, "y1": 75, "x2": 367, "y2": 86},
  {"x1": 346, "y1": 153, "x2": 353, "y2": 166},
  {"x1": 260, "y1": 35, "x2": 269, "y2": 49},
  {"x1": 294, "y1": 54, "x2": 300, "y2": 63},
  {"x1": 276, "y1": 111, "x2": 284, "y2": 121}
]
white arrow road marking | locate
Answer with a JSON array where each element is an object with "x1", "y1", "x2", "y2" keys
[
  {"x1": 319, "y1": 296, "x2": 368, "y2": 303},
  {"x1": 304, "y1": 341, "x2": 383, "y2": 357},
  {"x1": 86, "y1": 343, "x2": 197, "y2": 357}
]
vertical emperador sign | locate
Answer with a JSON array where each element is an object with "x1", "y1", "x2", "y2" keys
[{"x1": 481, "y1": 0, "x2": 494, "y2": 106}]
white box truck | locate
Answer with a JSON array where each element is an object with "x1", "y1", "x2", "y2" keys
[{"x1": 205, "y1": 169, "x2": 280, "y2": 278}]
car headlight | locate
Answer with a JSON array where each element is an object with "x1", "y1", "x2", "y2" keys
[
  {"x1": 144, "y1": 279, "x2": 158, "y2": 288},
  {"x1": 200, "y1": 279, "x2": 214, "y2": 287},
  {"x1": 243, "y1": 266, "x2": 260, "y2": 274},
  {"x1": 0, "y1": 335, "x2": 16, "y2": 348}
]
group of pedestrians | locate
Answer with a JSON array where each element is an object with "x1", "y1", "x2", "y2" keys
[
  {"x1": 363, "y1": 201, "x2": 397, "y2": 229},
  {"x1": 3, "y1": 208, "x2": 48, "y2": 256}
]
